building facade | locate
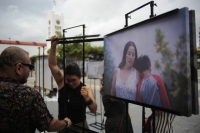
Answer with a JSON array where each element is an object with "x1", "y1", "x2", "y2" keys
[{"x1": 47, "y1": 2, "x2": 64, "y2": 50}]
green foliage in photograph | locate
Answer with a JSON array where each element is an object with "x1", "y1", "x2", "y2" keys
[
  {"x1": 154, "y1": 29, "x2": 191, "y2": 115},
  {"x1": 104, "y1": 43, "x2": 115, "y2": 94}
]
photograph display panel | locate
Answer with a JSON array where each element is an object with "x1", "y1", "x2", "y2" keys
[
  {"x1": 88, "y1": 61, "x2": 104, "y2": 79},
  {"x1": 104, "y1": 7, "x2": 192, "y2": 116}
]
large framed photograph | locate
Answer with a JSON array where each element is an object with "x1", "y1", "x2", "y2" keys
[{"x1": 104, "y1": 7, "x2": 197, "y2": 116}]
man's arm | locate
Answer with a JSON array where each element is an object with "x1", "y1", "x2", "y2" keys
[
  {"x1": 48, "y1": 35, "x2": 64, "y2": 90},
  {"x1": 47, "y1": 118, "x2": 72, "y2": 132},
  {"x1": 31, "y1": 90, "x2": 72, "y2": 132}
]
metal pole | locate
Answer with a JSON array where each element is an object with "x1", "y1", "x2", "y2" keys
[
  {"x1": 82, "y1": 25, "x2": 85, "y2": 84},
  {"x1": 38, "y1": 47, "x2": 41, "y2": 94},
  {"x1": 63, "y1": 30, "x2": 68, "y2": 133},
  {"x1": 46, "y1": 34, "x2": 100, "y2": 41},
  {"x1": 150, "y1": 1, "x2": 154, "y2": 18},
  {"x1": 152, "y1": 109, "x2": 155, "y2": 133},
  {"x1": 82, "y1": 24, "x2": 85, "y2": 133},
  {"x1": 42, "y1": 46, "x2": 45, "y2": 100},
  {"x1": 124, "y1": 1, "x2": 157, "y2": 27},
  {"x1": 94, "y1": 79, "x2": 97, "y2": 123},
  {"x1": 142, "y1": 107, "x2": 145, "y2": 133},
  {"x1": 99, "y1": 79, "x2": 103, "y2": 129},
  {"x1": 125, "y1": 102, "x2": 128, "y2": 133},
  {"x1": 9, "y1": 38, "x2": 11, "y2": 46}
]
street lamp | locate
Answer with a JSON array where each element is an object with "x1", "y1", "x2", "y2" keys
[{"x1": 8, "y1": 38, "x2": 11, "y2": 46}]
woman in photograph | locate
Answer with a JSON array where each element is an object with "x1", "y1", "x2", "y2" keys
[
  {"x1": 100, "y1": 74, "x2": 134, "y2": 133},
  {"x1": 48, "y1": 35, "x2": 97, "y2": 133},
  {"x1": 111, "y1": 41, "x2": 140, "y2": 101}
]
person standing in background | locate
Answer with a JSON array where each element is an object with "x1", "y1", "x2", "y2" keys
[
  {"x1": 48, "y1": 35, "x2": 97, "y2": 133},
  {"x1": 101, "y1": 74, "x2": 134, "y2": 133}
]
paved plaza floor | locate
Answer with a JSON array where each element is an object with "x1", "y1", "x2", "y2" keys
[{"x1": 27, "y1": 71, "x2": 200, "y2": 133}]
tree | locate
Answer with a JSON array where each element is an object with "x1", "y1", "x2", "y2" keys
[
  {"x1": 30, "y1": 55, "x2": 36, "y2": 65},
  {"x1": 87, "y1": 46, "x2": 104, "y2": 61}
]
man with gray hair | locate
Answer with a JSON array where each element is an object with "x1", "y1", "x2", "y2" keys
[{"x1": 0, "y1": 46, "x2": 72, "y2": 132}]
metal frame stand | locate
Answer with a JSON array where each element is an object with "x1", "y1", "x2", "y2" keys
[
  {"x1": 124, "y1": 1, "x2": 157, "y2": 27},
  {"x1": 88, "y1": 79, "x2": 105, "y2": 130}
]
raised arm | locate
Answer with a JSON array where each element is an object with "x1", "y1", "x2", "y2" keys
[{"x1": 48, "y1": 35, "x2": 64, "y2": 90}]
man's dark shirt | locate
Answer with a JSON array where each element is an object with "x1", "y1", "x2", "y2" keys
[{"x1": 0, "y1": 77, "x2": 53, "y2": 133}]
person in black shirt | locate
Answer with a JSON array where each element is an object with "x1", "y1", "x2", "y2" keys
[
  {"x1": 100, "y1": 74, "x2": 134, "y2": 133},
  {"x1": 48, "y1": 35, "x2": 97, "y2": 133}
]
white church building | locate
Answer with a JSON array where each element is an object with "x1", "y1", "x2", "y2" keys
[
  {"x1": 46, "y1": 1, "x2": 64, "y2": 50},
  {"x1": 34, "y1": 1, "x2": 64, "y2": 93}
]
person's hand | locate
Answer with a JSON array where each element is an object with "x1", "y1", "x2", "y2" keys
[
  {"x1": 64, "y1": 117, "x2": 72, "y2": 128},
  {"x1": 50, "y1": 35, "x2": 59, "y2": 49},
  {"x1": 80, "y1": 85, "x2": 90, "y2": 101}
]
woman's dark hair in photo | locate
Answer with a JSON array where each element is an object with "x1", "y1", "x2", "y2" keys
[
  {"x1": 118, "y1": 41, "x2": 138, "y2": 68},
  {"x1": 65, "y1": 62, "x2": 81, "y2": 77},
  {"x1": 135, "y1": 55, "x2": 151, "y2": 73}
]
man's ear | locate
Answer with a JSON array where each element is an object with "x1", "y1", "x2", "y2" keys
[{"x1": 15, "y1": 63, "x2": 22, "y2": 75}]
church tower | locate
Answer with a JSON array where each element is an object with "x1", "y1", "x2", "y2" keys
[{"x1": 47, "y1": 0, "x2": 64, "y2": 50}]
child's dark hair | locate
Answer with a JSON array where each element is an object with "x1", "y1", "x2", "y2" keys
[
  {"x1": 65, "y1": 62, "x2": 81, "y2": 77},
  {"x1": 135, "y1": 55, "x2": 151, "y2": 73}
]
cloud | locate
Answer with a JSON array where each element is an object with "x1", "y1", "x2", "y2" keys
[
  {"x1": 7, "y1": 5, "x2": 19, "y2": 13},
  {"x1": 0, "y1": 0, "x2": 200, "y2": 56}
]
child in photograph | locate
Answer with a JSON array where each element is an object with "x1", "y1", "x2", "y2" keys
[{"x1": 135, "y1": 55, "x2": 171, "y2": 109}]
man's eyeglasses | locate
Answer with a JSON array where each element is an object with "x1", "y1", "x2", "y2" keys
[
  {"x1": 65, "y1": 78, "x2": 78, "y2": 84},
  {"x1": 15, "y1": 63, "x2": 34, "y2": 70}
]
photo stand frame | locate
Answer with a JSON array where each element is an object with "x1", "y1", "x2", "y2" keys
[
  {"x1": 88, "y1": 79, "x2": 105, "y2": 130},
  {"x1": 86, "y1": 79, "x2": 101, "y2": 116}
]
